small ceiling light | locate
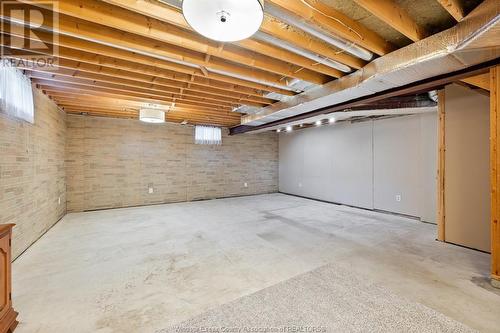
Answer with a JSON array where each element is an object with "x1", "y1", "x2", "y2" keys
[
  {"x1": 299, "y1": 124, "x2": 304, "y2": 127},
  {"x1": 182, "y1": 0, "x2": 264, "y2": 42},
  {"x1": 140, "y1": 108, "x2": 166, "y2": 123},
  {"x1": 286, "y1": 126, "x2": 292, "y2": 132},
  {"x1": 276, "y1": 128, "x2": 281, "y2": 133},
  {"x1": 316, "y1": 120, "x2": 322, "y2": 126},
  {"x1": 329, "y1": 117, "x2": 336, "y2": 124}
]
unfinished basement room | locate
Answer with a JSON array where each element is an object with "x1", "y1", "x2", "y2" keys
[{"x1": 0, "y1": 0, "x2": 499, "y2": 332}]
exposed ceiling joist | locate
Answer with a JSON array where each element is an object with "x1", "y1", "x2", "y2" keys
[
  {"x1": 100, "y1": 0, "x2": 345, "y2": 78},
  {"x1": 1, "y1": 32, "x2": 295, "y2": 96},
  {"x1": 436, "y1": 0, "x2": 465, "y2": 21},
  {"x1": 25, "y1": 69, "x2": 271, "y2": 108},
  {"x1": 18, "y1": 0, "x2": 333, "y2": 84},
  {"x1": 266, "y1": 0, "x2": 394, "y2": 56},
  {"x1": 352, "y1": 0, "x2": 427, "y2": 42},
  {"x1": 260, "y1": 16, "x2": 366, "y2": 70}
]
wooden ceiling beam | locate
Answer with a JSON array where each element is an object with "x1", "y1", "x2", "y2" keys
[
  {"x1": 461, "y1": 73, "x2": 490, "y2": 91},
  {"x1": 1, "y1": 32, "x2": 295, "y2": 96},
  {"x1": 35, "y1": 61, "x2": 274, "y2": 105},
  {"x1": 47, "y1": 95, "x2": 241, "y2": 116},
  {"x1": 436, "y1": 0, "x2": 465, "y2": 21},
  {"x1": 65, "y1": 109, "x2": 240, "y2": 127},
  {"x1": 36, "y1": 81, "x2": 233, "y2": 111},
  {"x1": 25, "y1": 69, "x2": 271, "y2": 108},
  {"x1": 352, "y1": 0, "x2": 427, "y2": 42},
  {"x1": 33, "y1": 77, "x2": 237, "y2": 109},
  {"x1": 18, "y1": 0, "x2": 332, "y2": 84},
  {"x1": 266, "y1": 0, "x2": 394, "y2": 56},
  {"x1": 62, "y1": 106, "x2": 240, "y2": 122},
  {"x1": 2, "y1": 10, "x2": 298, "y2": 87},
  {"x1": 100, "y1": 0, "x2": 345, "y2": 78},
  {"x1": 48, "y1": 95, "x2": 229, "y2": 114},
  {"x1": 42, "y1": 90, "x2": 227, "y2": 112},
  {"x1": 61, "y1": 103, "x2": 241, "y2": 121}
]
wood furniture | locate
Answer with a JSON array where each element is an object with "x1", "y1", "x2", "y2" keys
[{"x1": 0, "y1": 225, "x2": 17, "y2": 333}]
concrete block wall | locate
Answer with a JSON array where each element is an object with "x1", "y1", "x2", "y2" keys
[
  {"x1": 0, "y1": 89, "x2": 67, "y2": 258},
  {"x1": 66, "y1": 115, "x2": 278, "y2": 212}
]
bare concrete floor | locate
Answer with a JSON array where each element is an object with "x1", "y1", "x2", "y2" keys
[{"x1": 12, "y1": 194, "x2": 500, "y2": 333}]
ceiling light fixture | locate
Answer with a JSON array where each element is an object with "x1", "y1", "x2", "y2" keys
[
  {"x1": 182, "y1": 0, "x2": 264, "y2": 42},
  {"x1": 140, "y1": 108, "x2": 166, "y2": 123},
  {"x1": 316, "y1": 120, "x2": 322, "y2": 126},
  {"x1": 329, "y1": 117, "x2": 336, "y2": 124},
  {"x1": 286, "y1": 126, "x2": 292, "y2": 132},
  {"x1": 276, "y1": 128, "x2": 281, "y2": 133}
]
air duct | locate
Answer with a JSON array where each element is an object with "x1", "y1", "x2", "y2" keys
[
  {"x1": 265, "y1": 2, "x2": 374, "y2": 61},
  {"x1": 241, "y1": 0, "x2": 499, "y2": 127},
  {"x1": 254, "y1": 31, "x2": 352, "y2": 73}
]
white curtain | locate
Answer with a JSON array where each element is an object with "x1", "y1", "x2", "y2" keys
[
  {"x1": 195, "y1": 126, "x2": 222, "y2": 145},
  {"x1": 0, "y1": 61, "x2": 35, "y2": 123}
]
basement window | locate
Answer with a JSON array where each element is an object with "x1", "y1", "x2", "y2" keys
[
  {"x1": 195, "y1": 126, "x2": 222, "y2": 145},
  {"x1": 0, "y1": 62, "x2": 34, "y2": 123}
]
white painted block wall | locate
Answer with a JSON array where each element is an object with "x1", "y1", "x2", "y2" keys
[{"x1": 279, "y1": 112, "x2": 438, "y2": 222}]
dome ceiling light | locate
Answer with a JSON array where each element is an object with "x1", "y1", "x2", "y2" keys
[
  {"x1": 139, "y1": 108, "x2": 166, "y2": 123},
  {"x1": 182, "y1": 0, "x2": 264, "y2": 42}
]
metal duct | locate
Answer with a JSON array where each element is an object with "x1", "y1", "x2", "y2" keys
[
  {"x1": 254, "y1": 31, "x2": 352, "y2": 73},
  {"x1": 241, "y1": 0, "x2": 499, "y2": 127},
  {"x1": 265, "y1": 2, "x2": 374, "y2": 61}
]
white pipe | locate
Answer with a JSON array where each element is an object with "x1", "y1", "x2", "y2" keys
[
  {"x1": 254, "y1": 31, "x2": 351, "y2": 73},
  {"x1": 265, "y1": 3, "x2": 373, "y2": 61}
]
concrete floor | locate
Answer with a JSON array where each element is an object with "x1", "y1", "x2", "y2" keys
[{"x1": 12, "y1": 193, "x2": 500, "y2": 333}]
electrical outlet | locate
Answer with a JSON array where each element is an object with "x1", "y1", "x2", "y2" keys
[
  {"x1": 58, "y1": 196, "x2": 61, "y2": 205},
  {"x1": 396, "y1": 194, "x2": 402, "y2": 202},
  {"x1": 148, "y1": 187, "x2": 154, "y2": 194},
  {"x1": 244, "y1": 182, "x2": 248, "y2": 188},
  {"x1": 298, "y1": 182, "x2": 302, "y2": 188}
]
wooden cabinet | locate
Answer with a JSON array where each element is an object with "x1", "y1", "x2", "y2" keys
[{"x1": 0, "y1": 225, "x2": 17, "y2": 333}]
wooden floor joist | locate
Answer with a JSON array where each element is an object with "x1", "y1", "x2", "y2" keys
[
  {"x1": 436, "y1": 0, "x2": 465, "y2": 21},
  {"x1": 17, "y1": 0, "x2": 334, "y2": 84},
  {"x1": 352, "y1": 0, "x2": 427, "y2": 42},
  {"x1": 100, "y1": 0, "x2": 345, "y2": 78},
  {"x1": 2, "y1": 32, "x2": 295, "y2": 96},
  {"x1": 267, "y1": 0, "x2": 394, "y2": 56}
]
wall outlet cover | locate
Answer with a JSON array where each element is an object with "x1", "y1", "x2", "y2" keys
[
  {"x1": 244, "y1": 182, "x2": 248, "y2": 188},
  {"x1": 148, "y1": 187, "x2": 154, "y2": 194},
  {"x1": 396, "y1": 194, "x2": 402, "y2": 202}
]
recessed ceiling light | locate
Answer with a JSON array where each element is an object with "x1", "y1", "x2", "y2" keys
[
  {"x1": 316, "y1": 120, "x2": 322, "y2": 126},
  {"x1": 140, "y1": 109, "x2": 166, "y2": 123},
  {"x1": 329, "y1": 117, "x2": 336, "y2": 124},
  {"x1": 286, "y1": 126, "x2": 292, "y2": 132},
  {"x1": 182, "y1": 0, "x2": 264, "y2": 42},
  {"x1": 276, "y1": 128, "x2": 281, "y2": 133}
]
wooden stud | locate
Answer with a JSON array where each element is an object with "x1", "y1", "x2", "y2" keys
[
  {"x1": 437, "y1": 89, "x2": 446, "y2": 241},
  {"x1": 490, "y1": 65, "x2": 500, "y2": 283}
]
